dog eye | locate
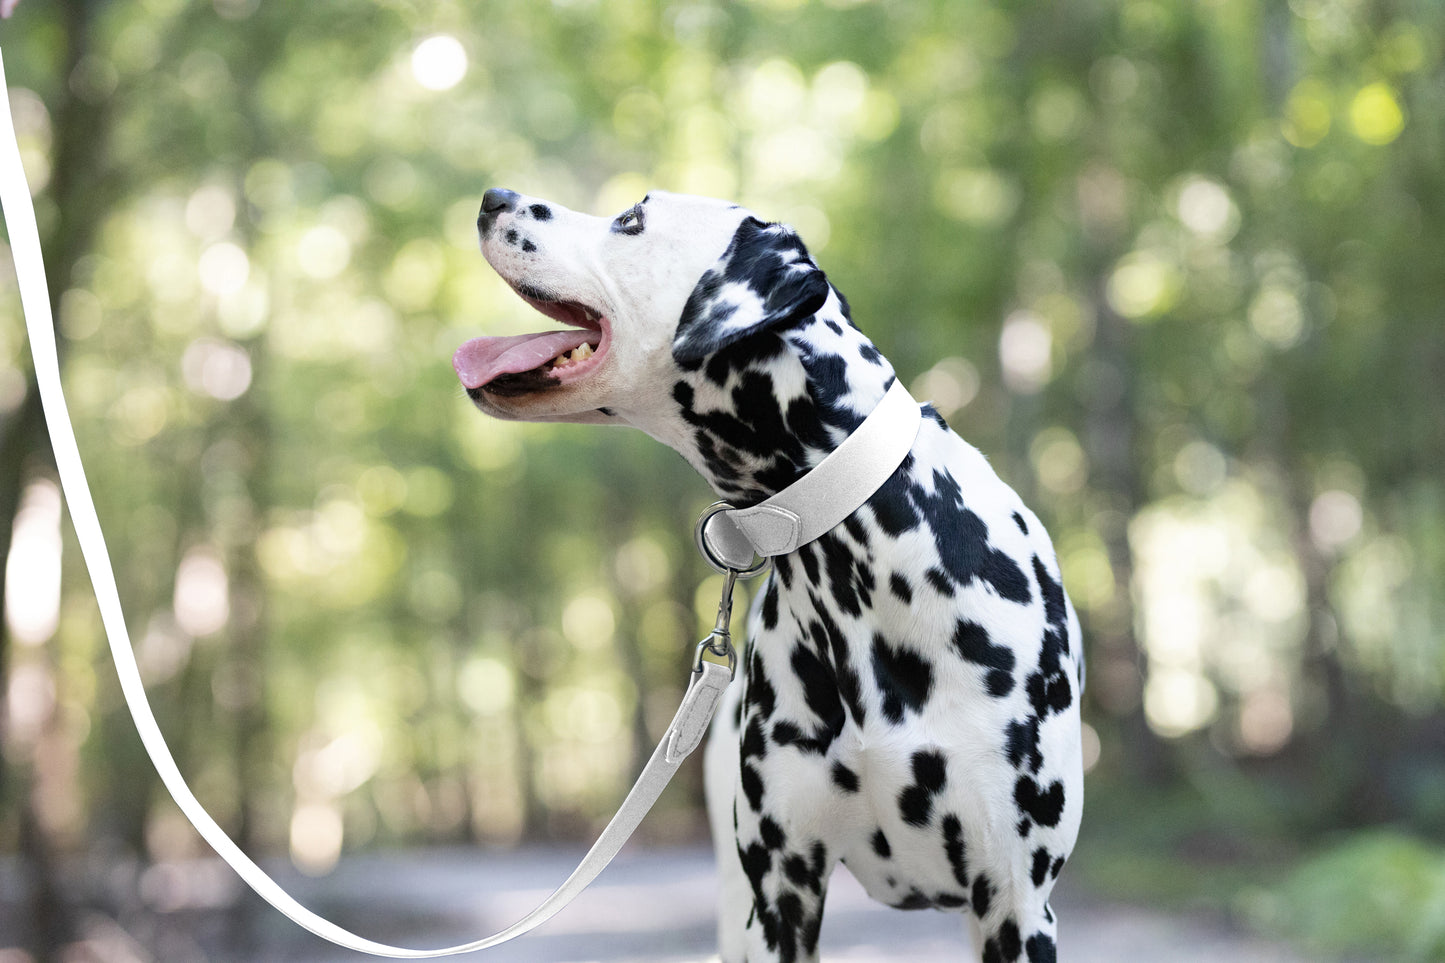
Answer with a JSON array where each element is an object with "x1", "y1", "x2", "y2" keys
[{"x1": 612, "y1": 205, "x2": 645, "y2": 235}]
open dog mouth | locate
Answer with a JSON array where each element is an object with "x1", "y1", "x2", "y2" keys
[{"x1": 453, "y1": 285, "x2": 609, "y2": 397}]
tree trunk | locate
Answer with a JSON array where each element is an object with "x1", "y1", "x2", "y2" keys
[
  {"x1": 1082, "y1": 278, "x2": 1172, "y2": 785},
  {"x1": 0, "y1": 2, "x2": 116, "y2": 956}
]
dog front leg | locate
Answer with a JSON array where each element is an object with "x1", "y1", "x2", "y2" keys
[{"x1": 735, "y1": 806, "x2": 833, "y2": 963}]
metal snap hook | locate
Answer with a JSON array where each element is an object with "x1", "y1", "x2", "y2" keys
[{"x1": 693, "y1": 631, "x2": 737, "y2": 676}]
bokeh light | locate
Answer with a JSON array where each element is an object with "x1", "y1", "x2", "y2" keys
[
  {"x1": 197, "y1": 241, "x2": 250, "y2": 296},
  {"x1": 411, "y1": 35, "x2": 468, "y2": 91},
  {"x1": 3, "y1": 479, "x2": 62, "y2": 646},
  {"x1": 998, "y1": 310, "x2": 1053, "y2": 393}
]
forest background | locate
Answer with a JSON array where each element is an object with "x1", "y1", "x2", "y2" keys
[{"x1": 1, "y1": 0, "x2": 1443, "y2": 960}]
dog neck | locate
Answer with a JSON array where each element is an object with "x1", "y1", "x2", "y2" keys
[{"x1": 666, "y1": 289, "x2": 899, "y2": 506}]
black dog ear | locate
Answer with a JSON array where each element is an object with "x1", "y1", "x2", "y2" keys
[{"x1": 672, "y1": 217, "x2": 831, "y2": 363}]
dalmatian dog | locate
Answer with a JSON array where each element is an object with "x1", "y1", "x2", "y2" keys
[{"x1": 454, "y1": 188, "x2": 1084, "y2": 963}]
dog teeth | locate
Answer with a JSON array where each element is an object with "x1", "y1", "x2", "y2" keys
[
  {"x1": 551, "y1": 343, "x2": 595, "y2": 368},
  {"x1": 583, "y1": 307, "x2": 600, "y2": 322}
]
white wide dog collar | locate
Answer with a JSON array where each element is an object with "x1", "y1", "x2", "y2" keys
[{"x1": 698, "y1": 378, "x2": 922, "y2": 571}]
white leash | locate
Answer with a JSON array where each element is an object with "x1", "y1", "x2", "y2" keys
[{"x1": 1, "y1": 45, "x2": 919, "y2": 956}]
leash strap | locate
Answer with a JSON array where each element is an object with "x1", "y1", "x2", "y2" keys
[
  {"x1": 1, "y1": 48, "x2": 735, "y2": 958},
  {"x1": 700, "y1": 378, "x2": 922, "y2": 570}
]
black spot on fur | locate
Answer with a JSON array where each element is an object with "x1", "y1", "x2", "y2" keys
[
  {"x1": 1026, "y1": 933, "x2": 1058, "y2": 963},
  {"x1": 809, "y1": 841, "x2": 827, "y2": 883},
  {"x1": 799, "y1": 542, "x2": 821, "y2": 587},
  {"x1": 972, "y1": 874, "x2": 993, "y2": 917},
  {"x1": 909, "y1": 470, "x2": 1031, "y2": 604},
  {"x1": 855, "y1": 560, "x2": 875, "y2": 609},
  {"x1": 1006, "y1": 717, "x2": 1044, "y2": 773},
  {"x1": 868, "y1": 471, "x2": 920, "y2": 536},
  {"x1": 528, "y1": 203, "x2": 552, "y2": 220},
  {"x1": 889, "y1": 572, "x2": 912, "y2": 604},
  {"x1": 984, "y1": 919, "x2": 1022, "y2": 963},
  {"x1": 741, "y1": 716, "x2": 768, "y2": 764},
  {"x1": 942, "y1": 814, "x2": 969, "y2": 888},
  {"x1": 1026, "y1": 653, "x2": 1073, "y2": 721},
  {"x1": 738, "y1": 839, "x2": 785, "y2": 960},
  {"x1": 783, "y1": 854, "x2": 813, "y2": 889},
  {"x1": 1015, "y1": 776, "x2": 1066, "y2": 829},
  {"x1": 1024, "y1": 560, "x2": 1075, "y2": 721},
  {"x1": 951, "y1": 620, "x2": 1016, "y2": 697},
  {"x1": 521, "y1": 239, "x2": 537, "y2": 253},
  {"x1": 807, "y1": 607, "x2": 867, "y2": 727},
  {"x1": 923, "y1": 404, "x2": 949, "y2": 430},
  {"x1": 761, "y1": 578, "x2": 781, "y2": 631},
  {"x1": 871, "y1": 828, "x2": 891, "y2": 859},
  {"x1": 790, "y1": 643, "x2": 846, "y2": 752},
  {"x1": 818, "y1": 532, "x2": 863, "y2": 617},
  {"x1": 872, "y1": 633, "x2": 934, "y2": 723},
  {"x1": 1031, "y1": 847, "x2": 1052, "y2": 887},
  {"x1": 893, "y1": 889, "x2": 933, "y2": 910},
  {"x1": 924, "y1": 567, "x2": 955, "y2": 597},
  {"x1": 898, "y1": 749, "x2": 947, "y2": 827},
  {"x1": 746, "y1": 649, "x2": 777, "y2": 718},
  {"x1": 831, "y1": 761, "x2": 860, "y2": 793},
  {"x1": 504, "y1": 228, "x2": 518, "y2": 244},
  {"x1": 1033, "y1": 555, "x2": 1068, "y2": 641},
  {"x1": 772, "y1": 720, "x2": 831, "y2": 756},
  {"x1": 782, "y1": 392, "x2": 836, "y2": 454},
  {"x1": 742, "y1": 764, "x2": 764, "y2": 812},
  {"x1": 770, "y1": 720, "x2": 803, "y2": 746},
  {"x1": 800, "y1": 907, "x2": 824, "y2": 960},
  {"x1": 1013, "y1": 511, "x2": 1029, "y2": 534},
  {"x1": 740, "y1": 840, "x2": 771, "y2": 887},
  {"x1": 774, "y1": 553, "x2": 794, "y2": 590},
  {"x1": 703, "y1": 351, "x2": 733, "y2": 388},
  {"x1": 793, "y1": 349, "x2": 864, "y2": 434}
]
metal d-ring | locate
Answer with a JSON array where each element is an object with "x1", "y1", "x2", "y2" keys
[{"x1": 694, "y1": 501, "x2": 771, "y2": 578}]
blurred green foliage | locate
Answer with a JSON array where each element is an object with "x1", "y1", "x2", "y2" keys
[
  {"x1": 1256, "y1": 830, "x2": 1445, "y2": 960},
  {"x1": 1, "y1": 0, "x2": 1444, "y2": 957}
]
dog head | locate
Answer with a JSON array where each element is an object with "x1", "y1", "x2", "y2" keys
[
  {"x1": 456, "y1": 190, "x2": 829, "y2": 418},
  {"x1": 456, "y1": 189, "x2": 894, "y2": 500}
]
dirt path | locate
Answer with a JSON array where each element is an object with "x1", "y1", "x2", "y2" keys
[{"x1": 236, "y1": 846, "x2": 1318, "y2": 963}]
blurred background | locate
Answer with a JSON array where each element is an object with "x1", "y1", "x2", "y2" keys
[{"x1": 1, "y1": 0, "x2": 1442, "y2": 960}]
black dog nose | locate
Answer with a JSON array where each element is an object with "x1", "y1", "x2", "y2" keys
[{"x1": 478, "y1": 188, "x2": 520, "y2": 235}]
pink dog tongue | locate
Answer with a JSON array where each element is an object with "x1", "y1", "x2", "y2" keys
[{"x1": 452, "y1": 330, "x2": 597, "y2": 389}]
